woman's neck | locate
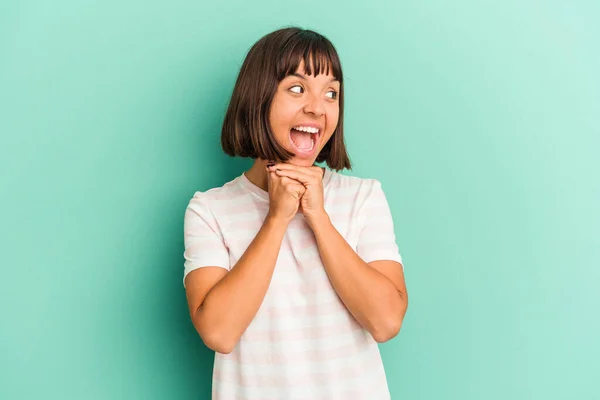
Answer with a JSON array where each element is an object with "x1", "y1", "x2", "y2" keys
[{"x1": 244, "y1": 159, "x2": 270, "y2": 192}]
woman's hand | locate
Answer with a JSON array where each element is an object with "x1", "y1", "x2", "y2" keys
[
  {"x1": 267, "y1": 163, "x2": 327, "y2": 225},
  {"x1": 266, "y1": 167, "x2": 306, "y2": 224}
]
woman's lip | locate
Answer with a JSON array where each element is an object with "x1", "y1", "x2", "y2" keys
[{"x1": 291, "y1": 123, "x2": 323, "y2": 133}]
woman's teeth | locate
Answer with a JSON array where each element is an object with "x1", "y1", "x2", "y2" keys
[{"x1": 292, "y1": 126, "x2": 320, "y2": 134}]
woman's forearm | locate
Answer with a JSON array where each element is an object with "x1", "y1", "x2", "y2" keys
[
  {"x1": 194, "y1": 214, "x2": 289, "y2": 353},
  {"x1": 308, "y1": 213, "x2": 406, "y2": 342}
]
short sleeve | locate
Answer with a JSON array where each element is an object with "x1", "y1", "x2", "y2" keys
[
  {"x1": 356, "y1": 180, "x2": 404, "y2": 269},
  {"x1": 183, "y1": 192, "x2": 230, "y2": 288}
]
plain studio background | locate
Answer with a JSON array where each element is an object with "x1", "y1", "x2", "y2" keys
[{"x1": 1, "y1": 1, "x2": 598, "y2": 399}]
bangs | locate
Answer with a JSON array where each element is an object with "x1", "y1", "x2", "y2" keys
[{"x1": 276, "y1": 31, "x2": 343, "y2": 82}]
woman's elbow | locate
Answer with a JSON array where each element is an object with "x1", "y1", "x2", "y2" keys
[
  {"x1": 201, "y1": 332, "x2": 237, "y2": 354},
  {"x1": 192, "y1": 313, "x2": 238, "y2": 354},
  {"x1": 373, "y1": 294, "x2": 407, "y2": 343},
  {"x1": 372, "y1": 321, "x2": 402, "y2": 343}
]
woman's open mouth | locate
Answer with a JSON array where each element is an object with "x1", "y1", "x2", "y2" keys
[{"x1": 289, "y1": 125, "x2": 321, "y2": 156}]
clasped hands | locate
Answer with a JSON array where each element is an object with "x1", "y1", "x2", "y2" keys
[{"x1": 266, "y1": 162, "x2": 327, "y2": 225}]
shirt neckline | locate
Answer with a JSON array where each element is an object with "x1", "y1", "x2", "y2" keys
[{"x1": 239, "y1": 167, "x2": 333, "y2": 201}]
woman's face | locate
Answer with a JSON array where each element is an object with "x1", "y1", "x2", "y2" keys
[{"x1": 268, "y1": 60, "x2": 340, "y2": 167}]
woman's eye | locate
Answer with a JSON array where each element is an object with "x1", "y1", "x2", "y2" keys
[
  {"x1": 290, "y1": 85, "x2": 303, "y2": 94},
  {"x1": 326, "y1": 90, "x2": 338, "y2": 100}
]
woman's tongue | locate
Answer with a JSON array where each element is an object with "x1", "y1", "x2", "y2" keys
[{"x1": 290, "y1": 129, "x2": 313, "y2": 150}]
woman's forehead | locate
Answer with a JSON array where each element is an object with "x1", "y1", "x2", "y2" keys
[{"x1": 291, "y1": 59, "x2": 338, "y2": 81}]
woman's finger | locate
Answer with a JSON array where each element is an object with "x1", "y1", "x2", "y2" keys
[
  {"x1": 269, "y1": 163, "x2": 322, "y2": 178},
  {"x1": 274, "y1": 169, "x2": 316, "y2": 185}
]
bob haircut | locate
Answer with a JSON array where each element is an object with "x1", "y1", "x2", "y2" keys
[{"x1": 221, "y1": 27, "x2": 352, "y2": 171}]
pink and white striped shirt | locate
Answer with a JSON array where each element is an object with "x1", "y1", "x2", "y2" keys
[{"x1": 183, "y1": 168, "x2": 404, "y2": 399}]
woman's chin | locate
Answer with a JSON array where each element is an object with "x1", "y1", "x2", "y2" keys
[
  {"x1": 291, "y1": 159, "x2": 315, "y2": 167},
  {"x1": 287, "y1": 152, "x2": 320, "y2": 167}
]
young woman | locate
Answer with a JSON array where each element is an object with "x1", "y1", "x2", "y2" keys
[{"x1": 183, "y1": 27, "x2": 408, "y2": 400}]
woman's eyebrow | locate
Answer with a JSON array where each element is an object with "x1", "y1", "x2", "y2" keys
[{"x1": 290, "y1": 72, "x2": 339, "y2": 83}]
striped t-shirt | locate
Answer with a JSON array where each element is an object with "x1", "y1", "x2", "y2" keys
[{"x1": 183, "y1": 167, "x2": 404, "y2": 400}]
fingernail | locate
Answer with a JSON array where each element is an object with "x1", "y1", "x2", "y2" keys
[{"x1": 267, "y1": 162, "x2": 275, "y2": 168}]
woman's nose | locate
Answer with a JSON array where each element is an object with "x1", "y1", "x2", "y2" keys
[{"x1": 303, "y1": 93, "x2": 326, "y2": 116}]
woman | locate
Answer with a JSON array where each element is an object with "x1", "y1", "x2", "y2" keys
[{"x1": 183, "y1": 27, "x2": 408, "y2": 399}]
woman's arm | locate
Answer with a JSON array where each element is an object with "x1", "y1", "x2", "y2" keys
[
  {"x1": 185, "y1": 171, "x2": 306, "y2": 354},
  {"x1": 186, "y1": 214, "x2": 288, "y2": 354},
  {"x1": 308, "y1": 212, "x2": 408, "y2": 343},
  {"x1": 268, "y1": 163, "x2": 408, "y2": 343}
]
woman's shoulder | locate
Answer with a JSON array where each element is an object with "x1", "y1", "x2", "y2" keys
[
  {"x1": 186, "y1": 174, "x2": 247, "y2": 210},
  {"x1": 326, "y1": 169, "x2": 382, "y2": 194}
]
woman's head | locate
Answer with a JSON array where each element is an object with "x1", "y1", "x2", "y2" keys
[{"x1": 221, "y1": 27, "x2": 351, "y2": 170}]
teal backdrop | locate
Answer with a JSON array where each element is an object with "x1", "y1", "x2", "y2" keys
[{"x1": 1, "y1": 1, "x2": 598, "y2": 399}]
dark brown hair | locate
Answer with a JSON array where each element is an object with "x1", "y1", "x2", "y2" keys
[{"x1": 221, "y1": 27, "x2": 351, "y2": 171}]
